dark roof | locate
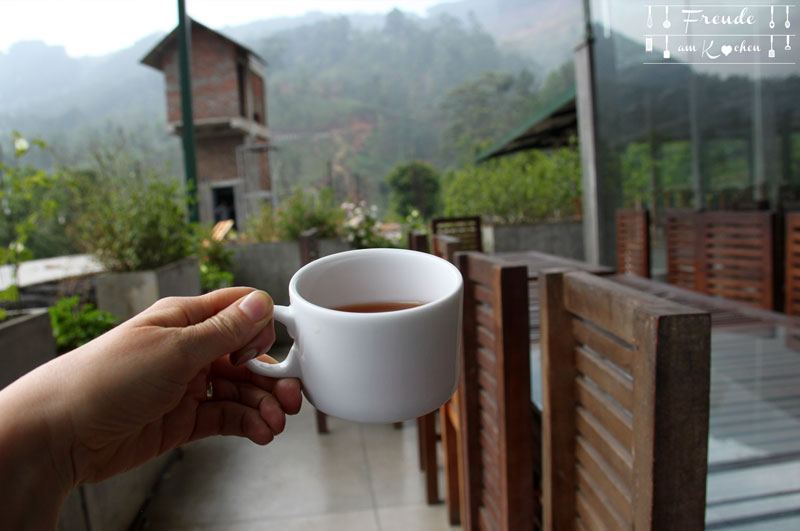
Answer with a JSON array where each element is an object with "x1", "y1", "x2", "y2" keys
[
  {"x1": 475, "y1": 84, "x2": 577, "y2": 162},
  {"x1": 141, "y1": 17, "x2": 265, "y2": 70}
]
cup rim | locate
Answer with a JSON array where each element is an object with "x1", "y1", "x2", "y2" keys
[{"x1": 288, "y1": 248, "x2": 462, "y2": 316}]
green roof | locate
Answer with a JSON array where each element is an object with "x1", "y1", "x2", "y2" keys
[{"x1": 475, "y1": 84, "x2": 577, "y2": 162}]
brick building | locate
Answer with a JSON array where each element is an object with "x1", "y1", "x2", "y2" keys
[{"x1": 141, "y1": 18, "x2": 272, "y2": 228}]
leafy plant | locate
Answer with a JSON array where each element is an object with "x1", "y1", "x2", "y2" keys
[
  {"x1": 68, "y1": 168, "x2": 192, "y2": 272},
  {"x1": 441, "y1": 146, "x2": 582, "y2": 224},
  {"x1": 49, "y1": 296, "x2": 117, "y2": 354},
  {"x1": 245, "y1": 203, "x2": 278, "y2": 243},
  {"x1": 341, "y1": 201, "x2": 398, "y2": 249},
  {"x1": 192, "y1": 224, "x2": 234, "y2": 292},
  {"x1": 386, "y1": 160, "x2": 440, "y2": 219},
  {"x1": 273, "y1": 187, "x2": 343, "y2": 241},
  {"x1": 0, "y1": 133, "x2": 61, "y2": 320}
]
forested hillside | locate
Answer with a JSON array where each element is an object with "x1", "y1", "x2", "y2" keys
[{"x1": 0, "y1": 0, "x2": 581, "y2": 206}]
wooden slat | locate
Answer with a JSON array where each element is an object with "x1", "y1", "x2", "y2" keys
[
  {"x1": 575, "y1": 406, "x2": 633, "y2": 487},
  {"x1": 572, "y1": 318, "x2": 633, "y2": 374},
  {"x1": 576, "y1": 465, "x2": 630, "y2": 530},
  {"x1": 576, "y1": 379, "x2": 633, "y2": 449},
  {"x1": 473, "y1": 283, "x2": 493, "y2": 306},
  {"x1": 575, "y1": 346, "x2": 633, "y2": 412},
  {"x1": 476, "y1": 304, "x2": 494, "y2": 331},
  {"x1": 433, "y1": 216, "x2": 482, "y2": 253},
  {"x1": 575, "y1": 491, "x2": 608, "y2": 531},
  {"x1": 695, "y1": 211, "x2": 776, "y2": 310},
  {"x1": 575, "y1": 436, "x2": 633, "y2": 525}
]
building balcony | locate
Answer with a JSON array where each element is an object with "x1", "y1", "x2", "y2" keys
[{"x1": 168, "y1": 116, "x2": 270, "y2": 140}]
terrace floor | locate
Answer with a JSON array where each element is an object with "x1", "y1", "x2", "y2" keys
[{"x1": 140, "y1": 394, "x2": 458, "y2": 530}]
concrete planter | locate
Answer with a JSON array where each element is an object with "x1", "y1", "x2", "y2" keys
[
  {"x1": 0, "y1": 308, "x2": 57, "y2": 390},
  {"x1": 94, "y1": 257, "x2": 202, "y2": 321},
  {"x1": 0, "y1": 310, "x2": 90, "y2": 531},
  {"x1": 485, "y1": 220, "x2": 584, "y2": 259}
]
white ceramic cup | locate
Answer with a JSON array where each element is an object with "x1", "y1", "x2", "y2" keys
[{"x1": 246, "y1": 248, "x2": 463, "y2": 423}]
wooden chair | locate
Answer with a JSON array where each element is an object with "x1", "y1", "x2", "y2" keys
[
  {"x1": 432, "y1": 216, "x2": 482, "y2": 252},
  {"x1": 696, "y1": 211, "x2": 777, "y2": 310},
  {"x1": 456, "y1": 251, "x2": 536, "y2": 529},
  {"x1": 615, "y1": 209, "x2": 650, "y2": 277},
  {"x1": 540, "y1": 270, "x2": 710, "y2": 531},
  {"x1": 664, "y1": 209, "x2": 699, "y2": 290},
  {"x1": 786, "y1": 213, "x2": 800, "y2": 316}
]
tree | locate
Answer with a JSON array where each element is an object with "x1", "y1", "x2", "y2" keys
[{"x1": 386, "y1": 160, "x2": 440, "y2": 219}]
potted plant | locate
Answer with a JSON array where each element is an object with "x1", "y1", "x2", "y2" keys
[{"x1": 68, "y1": 167, "x2": 201, "y2": 322}]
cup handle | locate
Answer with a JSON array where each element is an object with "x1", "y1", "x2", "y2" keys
[{"x1": 245, "y1": 305, "x2": 301, "y2": 379}]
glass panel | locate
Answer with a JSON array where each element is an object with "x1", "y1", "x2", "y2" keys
[{"x1": 587, "y1": 0, "x2": 800, "y2": 273}]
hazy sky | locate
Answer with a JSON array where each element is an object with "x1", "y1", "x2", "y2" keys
[{"x1": 0, "y1": 0, "x2": 442, "y2": 57}]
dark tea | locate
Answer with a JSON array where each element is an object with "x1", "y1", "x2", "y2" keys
[{"x1": 333, "y1": 301, "x2": 425, "y2": 313}]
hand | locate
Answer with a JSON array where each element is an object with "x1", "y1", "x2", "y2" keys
[{"x1": 0, "y1": 287, "x2": 302, "y2": 528}]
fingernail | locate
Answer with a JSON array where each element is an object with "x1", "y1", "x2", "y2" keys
[
  {"x1": 239, "y1": 291, "x2": 271, "y2": 322},
  {"x1": 232, "y1": 348, "x2": 258, "y2": 367}
]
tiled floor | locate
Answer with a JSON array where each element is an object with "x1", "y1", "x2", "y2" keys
[{"x1": 141, "y1": 397, "x2": 459, "y2": 530}]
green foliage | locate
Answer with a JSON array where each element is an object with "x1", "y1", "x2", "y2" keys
[
  {"x1": 386, "y1": 160, "x2": 440, "y2": 219},
  {"x1": 442, "y1": 147, "x2": 582, "y2": 224},
  {"x1": 341, "y1": 201, "x2": 398, "y2": 249},
  {"x1": 49, "y1": 296, "x2": 117, "y2": 354},
  {"x1": 68, "y1": 168, "x2": 192, "y2": 272},
  {"x1": 192, "y1": 224, "x2": 235, "y2": 292},
  {"x1": 0, "y1": 133, "x2": 66, "y2": 319},
  {"x1": 245, "y1": 203, "x2": 278, "y2": 243},
  {"x1": 273, "y1": 187, "x2": 344, "y2": 241}
]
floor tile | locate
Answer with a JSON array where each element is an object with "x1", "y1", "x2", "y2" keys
[
  {"x1": 143, "y1": 400, "x2": 374, "y2": 527},
  {"x1": 377, "y1": 504, "x2": 459, "y2": 531}
]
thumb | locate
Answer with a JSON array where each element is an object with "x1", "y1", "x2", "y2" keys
[{"x1": 181, "y1": 290, "x2": 274, "y2": 367}]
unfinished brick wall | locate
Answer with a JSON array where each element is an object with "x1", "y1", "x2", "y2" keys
[
  {"x1": 196, "y1": 135, "x2": 242, "y2": 183},
  {"x1": 162, "y1": 26, "x2": 240, "y2": 123}
]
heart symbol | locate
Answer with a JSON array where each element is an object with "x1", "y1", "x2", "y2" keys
[{"x1": 721, "y1": 45, "x2": 733, "y2": 56}]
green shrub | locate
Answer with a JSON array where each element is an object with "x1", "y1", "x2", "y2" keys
[
  {"x1": 386, "y1": 160, "x2": 440, "y2": 219},
  {"x1": 273, "y1": 187, "x2": 343, "y2": 241},
  {"x1": 245, "y1": 203, "x2": 278, "y2": 243},
  {"x1": 68, "y1": 170, "x2": 192, "y2": 272},
  {"x1": 49, "y1": 296, "x2": 118, "y2": 354},
  {"x1": 192, "y1": 224, "x2": 234, "y2": 292},
  {"x1": 0, "y1": 133, "x2": 62, "y2": 320},
  {"x1": 341, "y1": 201, "x2": 398, "y2": 249},
  {"x1": 441, "y1": 147, "x2": 582, "y2": 224}
]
